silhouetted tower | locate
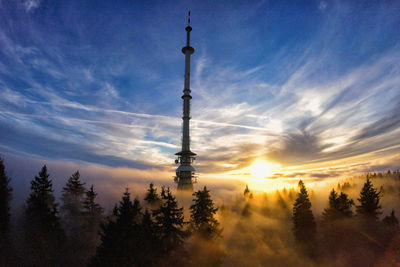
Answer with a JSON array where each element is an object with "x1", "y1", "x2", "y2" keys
[{"x1": 174, "y1": 12, "x2": 197, "y2": 191}]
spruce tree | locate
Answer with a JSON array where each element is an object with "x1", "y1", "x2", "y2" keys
[
  {"x1": 136, "y1": 209, "x2": 159, "y2": 266},
  {"x1": 60, "y1": 170, "x2": 86, "y2": 235},
  {"x1": 23, "y1": 165, "x2": 64, "y2": 266},
  {"x1": 292, "y1": 180, "x2": 316, "y2": 246},
  {"x1": 82, "y1": 185, "x2": 104, "y2": 224},
  {"x1": 79, "y1": 185, "x2": 104, "y2": 265},
  {"x1": 144, "y1": 182, "x2": 161, "y2": 207},
  {"x1": 190, "y1": 186, "x2": 220, "y2": 239},
  {"x1": 90, "y1": 188, "x2": 142, "y2": 267},
  {"x1": 356, "y1": 178, "x2": 382, "y2": 220},
  {"x1": 322, "y1": 189, "x2": 354, "y2": 224},
  {"x1": 0, "y1": 157, "x2": 12, "y2": 245},
  {"x1": 153, "y1": 187, "x2": 186, "y2": 254}
]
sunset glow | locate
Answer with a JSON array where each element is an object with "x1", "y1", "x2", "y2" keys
[{"x1": 249, "y1": 160, "x2": 280, "y2": 179}]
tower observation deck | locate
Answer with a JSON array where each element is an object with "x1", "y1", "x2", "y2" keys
[{"x1": 174, "y1": 12, "x2": 197, "y2": 191}]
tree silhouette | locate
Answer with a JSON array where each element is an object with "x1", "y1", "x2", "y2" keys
[
  {"x1": 153, "y1": 187, "x2": 186, "y2": 254},
  {"x1": 322, "y1": 189, "x2": 354, "y2": 224},
  {"x1": 0, "y1": 157, "x2": 12, "y2": 246},
  {"x1": 90, "y1": 188, "x2": 142, "y2": 266},
  {"x1": 23, "y1": 165, "x2": 65, "y2": 266},
  {"x1": 244, "y1": 184, "x2": 253, "y2": 199},
  {"x1": 383, "y1": 210, "x2": 399, "y2": 230},
  {"x1": 292, "y1": 180, "x2": 316, "y2": 247},
  {"x1": 136, "y1": 209, "x2": 159, "y2": 266},
  {"x1": 61, "y1": 170, "x2": 86, "y2": 235},
  {"x1": 79, "y1": 185, "x2": 104, "y2": 265},
  {"x1": 82, "y1": 185, "x2": 104, "y2": 224},
  {"x1": 190, "y1": 186, "x2": 220, "y2": 239},
  {"x1": 144, "y1": 182, "x2": 161, "y2": 207},
  {"x1": 356, "y1": 178, "x2": 382, "y2": 220}
]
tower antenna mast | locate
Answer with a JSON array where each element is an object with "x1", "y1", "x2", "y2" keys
[{"x1": 174, "y1": 11, "x2": 197, "y2": 191}]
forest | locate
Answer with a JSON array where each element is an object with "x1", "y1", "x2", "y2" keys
[{"x1": 0, "y1": 156, "x2": 400, "y2": 266}]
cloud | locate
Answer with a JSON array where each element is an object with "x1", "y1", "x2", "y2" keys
[
  {"x1": 267, "y1": 130, "x2": 330, "y2": 165},
  {"x1": 352, "y1": 103, "x2": 400, "y2": 141},
  {"x1": 22, "y1": 0, "x2": 41, "y2": 12}
]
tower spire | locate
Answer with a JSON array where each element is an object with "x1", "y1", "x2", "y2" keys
[{"x1": 174, "y1": 12, "x2": 196, "y2": 191}]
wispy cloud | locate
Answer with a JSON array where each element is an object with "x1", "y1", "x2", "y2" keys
[{"x1": 22, "y1": 0, "x2": 41, "y2": 12}]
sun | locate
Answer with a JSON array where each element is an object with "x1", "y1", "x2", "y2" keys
[{"x1": 249, "y1": 160, "x2": 280, "y2": 178}]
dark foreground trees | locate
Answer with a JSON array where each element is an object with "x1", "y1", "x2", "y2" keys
[
  {"x1": 5, "y1": 153, "x2": 400, "y2": 267},
  {"x1": 23, "y1": 165, "x2": 65, "y2": 266},
  {"x1": 356, "y1": 178, "x2": 382, "y2": 220},
  {"x1": 90, "y1": 185, "x2": 224, "y2": 266},
  {"x1": 144, "y1": 182, "x2": 161, "y2": 207},
  {"x1": 190, "y1": 186, "x2": 220, "y2": 239},
  {"x1": 0, "y1": 158, "x2": 12, "y2": 266},
  {"x1": 82, "y1": 185, "x2": 104, "y2": 231},
  {"x1": 61, "y1": 171, "x2": 86, "y2": 235},
  {"x1": 90, "y1": 188, "x2": 142, "y2": 266},
  {"x1": 322, "y1": 189, "x2": 354, "y2": 224},
  {"x1": 153, "y1": 187, "x2": 186, "y2": 255},
  {"x1": 292, "y1": 180, "x2": 316, "y2": 251},
  {"x1": 0, "y1": 158, "x2": 12, "y2": 246}
]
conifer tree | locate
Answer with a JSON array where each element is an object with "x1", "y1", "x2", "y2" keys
[
  {"x1": 136, "y1": 209, "x2": 159, "y2": 266},
  {"x1": 60, "y1": 170, "x2": 86, "y2": 235},
  {"x1": 153, "y1": 187, "x2": 186, "y2": 254},
  {"x1": 190, "y1": 186, "x2": 220, "y2": 239},
  {"x1": 144, "y1": 182, "x2": 161, "y2": 207},
  {"x1": 356, "y1": 178, "x2": 382, "y2": 220},
  {"x1": 292, "y1": 180, "x2": 316, "y2": 246},
  {"x1": 0, "y1": 157, "x2": 12, "y2": 245},
  {"x1": 79, "y1": 185, "x2": 104, "y2": 265},
  {"x1": 322, "y1": 189, "x2": 354, "y2": 223},
  {"x1": 23, "y1": 165, "x2": 64, "y2": 266},
  {"x1": 82, "y1": 185, "x2": 104, "y2": 223},
  {"x1": 90, "y1": 188, "x2": 142, "y2": 267}
]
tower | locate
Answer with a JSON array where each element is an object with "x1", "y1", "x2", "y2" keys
[{"x1": 174, "y1": 12, "x2": 197, "y2": 191}]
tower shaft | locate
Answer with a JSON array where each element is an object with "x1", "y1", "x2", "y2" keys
[{"x1": 175, "y1": 18, "x2": 196, "y2": 191}]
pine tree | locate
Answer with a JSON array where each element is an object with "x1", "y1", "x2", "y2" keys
[
  {"x1": 356, "y1": 178, "x2": 382, "y2": 220},
  {"x1": 322, "y1": 189, "x2": 354, "y2": 223},
  {"x1": 190, "y1": 186, "x2": 220, "y2": 239},
  {"x1": 82, "y1": 185, "x2": 104, "y2": 223},
  {"x1": 0, "y1": 157, "x2": 12, "y2": 246},
  {"x1": 90, "y1": 188, "x2": 142, "y2": 267},
  {"x1": 60, "y1": 170, "x2": 86, "y2": 235},
  {"x1": 79, "y1": 185, "x2": 104, "y2": 265},
  {"x1": 292, "y1": 180, "x2": 316, "y2": 246},
  {"x1": 144, "y1": 182, "x2": 161, "y2": 207},
  {"x1": 136, "y1": 209, "x2": 159, "y2": 266},
  {"x1": 153, "y1": 187, "x2": 186, "y2": 254},
  {"x1": 23, "y1": 165, "x2": 64, "y2": 266}
]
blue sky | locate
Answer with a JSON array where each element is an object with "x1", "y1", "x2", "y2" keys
[{"x1": 1, "y1": 0, "x2": 400, "y2": 198}]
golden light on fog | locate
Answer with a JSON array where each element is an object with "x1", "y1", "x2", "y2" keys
[{"x1": 249, "y1": 160, "x2": 280, "y2": 179}]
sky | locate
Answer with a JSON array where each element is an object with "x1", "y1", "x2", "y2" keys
[{"x1": 0, "y1": 0, "x2": 400, "y2": 203}]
